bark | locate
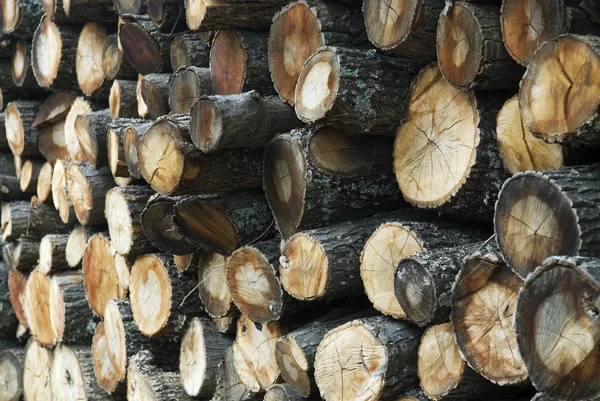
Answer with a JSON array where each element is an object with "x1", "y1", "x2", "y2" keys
[
  {"x1": 0, "y1": 262, "x2": 18, "y2": 338},
  {"x1": 5, "y1": 100, "x2": 42, "y2": 157},
  {"x1": 141, "y1": 73, "x2": 171, "y2": 119},
  {"x1": 19, "y1": 159, "x2": 44, "y2": 194},
  {"x1": 120, "y1": 16, "x2": 173, "y2": 75},
  {"x1": 124, "y1": 121, "x2": 151, "y2": 179},
  {"x1": 170, "y1": 33, "x2": 210, "y2": 70},
  {"x1": 66, "y1": 163, "x2": 114, "y2": 226},
  {"x1": 33, "y1": 91, "x2": 76, "y2": 128},
  {"x1": 294, "y1": 47, "x2": 422, "y2": 135},
  {"x1": 113, "y1": 0, "x2": 144, "y2": 15},
  {"x1": 184, "y1": 0, "x2": 288, "y2": 30},
  {"x1": 148, "y1": 0, "x2": 187, "y2": 32},
  {"x1": 264, "y1": 383, "x2": 309, "y2": 401},
  {"x1": 28, "y1": 195, "x2": 77, "y2": 235},
  {"x1": 263, "y1": 127, "x2": 404, "y2": 240},
  {"x1": 138, "y1": 114, "x2": 263, "y2": 195},
  {"x1": 110, "y1": 79, "x2": 139, "y2": 119},
  {"x1": 0, "y1": 114, "x2": 8, "y2": 150},
  {"x1": 12, "y1": 236, "x2": 40, "y2": 272},
  {"x1": 74, "y1": 109, "x2": 112, "y2": 168},
  {"x1": 41, "y1": 0, "x2": 116, "y2": 22},
  {"x1": 38, "y1": 233, "x2": 70, "y2": 274},
  {"x1": 169, "y1": 66, "x2": 212, "y2": 114},
  {"x1": 190, "y1": 91, "x2": 302, "y2": 153},
  {"x1": 102, "y1": 34, "x2": 138, "y2": 80},
  {"x1": 1, "y1": 200, "x2": 29, "y2": 241},
  {"x1": 0, "y1": 347, "x2": 23, "y2": 401}
]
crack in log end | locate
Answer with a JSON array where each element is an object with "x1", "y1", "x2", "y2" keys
[{"x1": 363, "y1": 0, "x2": 413, "y2": 50}]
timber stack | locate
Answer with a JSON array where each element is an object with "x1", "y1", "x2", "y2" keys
[{"x1": 0, "y1": 0, "x2": 598, "y2": 400}]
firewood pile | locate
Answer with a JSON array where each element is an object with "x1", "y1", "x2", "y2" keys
[{"x1": 0, "y1": 0, "x2": 599, "y2": 400}]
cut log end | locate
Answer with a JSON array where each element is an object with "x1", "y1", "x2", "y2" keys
[
  {"x1": 519, "y1": 35, "x2": 600, "y2": 141},
  {"x1": 417, "y1": 323, "x2": 465, "y2": 400},
  {"x1": 198, "y1": 252, "x2": 231, "y2": 317},
  {"x1": 180, "y1": 318, "x2": 207, "y2": 396},
  {"x1": 120, "y1": 21, "x2": 162, "y2": 75},
  {"x1": 50, "y1": 345, "x2": 87, "y2": 401},
  {"x1": 39, "y1": 235, "x2": 55, "y2": 274},
  {"x1": 103, "y1": 34, "x2": 126, "y2": 80},
  {"x1": 137, "y1": 74, "x2": 149, "y2": 117},
  {"x1": 0, "y1": 350, "x2": 22, "y2": 401},
  {"x1": 294, "y1": 47, "x2": 340, "y2": 122},
  {"x1": 495, "y1": 171, "x2": 579, "y2": 278},
  {"x1": 92, "y1": 322, "x2": 123, "y2": 393},
  {"x1": 110, "y1": 80, "x2": 122, "y2": 119},
  {"x1": 275, "y1": 337, "x2": 311, "y2": 397},
  {"x1": 268, "y1": 2, "x2": 323, "y2": 105},
  {"x1": 496, "y1": 96, "x2": 563, "y2": 175},
  {"x1": 23, "y1": 339, "x2": 53, "y2": 401},
  {"x1": 185, "y1": 0, "x2": 207, "y2": 30},
  {"x1": 210, "y1": 30, "x2": 247, "y2": 95},
  {"x1": 105, "y1": 188, "x2": 135, "y2": 255},
  {"x1": 12, "y1": 40, "x2": 28, "y2": 87},
  {"x1": 19, "y1": 160, "x2": 34, "y2": 192},
  {"x1": 8, "y1": 269, "x2": 28, "y2": 327},
  {"x1": 174, "y1": 253, "x2": 193, "y2": 271},
  {"x1": 361, "y1": 222, "x2": 423, "y2": 319},
  {"x1": 191, "y1": 98, "x2": 221, "y2": 152},
  {"x1": 5, "y1": 103, "x2": 25, "y2": 156},
  {"x1": 394, "y1": 257, "x2": 436, "y2": 327},
  {"x1": 394, "y1": 64, "x2": 478, "y2": 208},
  {"x1": 66, "y1": 163, "x2": 95, "y2": 225},
  {"x1": 130, "y1": 254, "x2": 172, "y2": 336},
  {"x1": 76, "y1": 23, "x2": 108, "y2": 96},
  {"x1": 65, "y1": 97, "x2": 93, "y2": 161},
  {"x1": 2, "y1": 0, "x2": 21, "y2": 34},
  {"x1": 363, "y1": 0, "x2": 418, "y2": 49},
  {"x1": 103, "y1": 301, "x2": 128, "y2": 385},
  {"x1": 66, "y1": 225, "x2": 89, "y2": 267},
  {"x1": 24, "y1": 270, "x2": 54, "y2": 346},
  {"x1": 32, "y1": 16, "x2": 62, "y2": 88},
  {"x1": 281, "y1": 233, "x2": 327, "y2": 300},
  {"x1": 37, "y1": 162, "x2": 53, "y2": 202}
]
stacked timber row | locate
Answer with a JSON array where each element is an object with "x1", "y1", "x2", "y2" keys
[{"x1": 0, "y1": 0, "x2": 598, "y2": 400}]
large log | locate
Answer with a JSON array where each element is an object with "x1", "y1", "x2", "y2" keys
[
  {"x1": 120, "y1": 16, "x2": 173, "y2": 74},
  {"x1": 394, "y1": 64, "x2": 509, "y2": 222},
  {"x1": 170, "y1": 32, "x2": 210, "y2": 70},
  {"x1": 314, "y1": 316, "x2": 422, "y2": 401},
  {"x1": 515, "y1": 256, "x2": 600, "y2": 400},
  {"x1": 190, "y1": 90, "x2": 301, "y2": 153},
  {"x1": 110, "y1": 79, "x2": 139, "y2": 119},
  {"x1": 518, "y1": 34, "x2": 600, "y2": 146},
  {"x1": 269, "y1": 0, "x2": 369, "y2": 105},
  {"x1": 494, "y1": 164, "x2": 600, "y2": 279},
  {"x1": 0, "y1": 348, "x2": 23, "y2": 401},
  {"x1": 294, "y1": 47, "x2": 421, "y2": 135},
  {"x1": 23, "y1": 270, "x2": 54, "y2": 346},
  {"x1": 138, "y1": 114, "x2": 263, "y2": 195},
  {"x1": 184, "y1": 0, "x2": 288, "y2": 31},
  {"x1": 102, "y1": 34, "x2": 138, "y2": 81},
  {"x1": 141, "y1": 73, "x2": 171, "y2": 119},
  {"x1": 451, "y1": 246, "x2": 527, "y2": 385},
  {"x1": 73, "y1": 109, "x2": 112, "y2": 167},
  {"x1": 22, "y1": 339, "x2": 53, "y2": 400},
  {"x1": 263, "y1": 127, "x2": 403, "y2": 240},
  {"x1": 0, "y1": 262, "x2": 18, "y2": 338},
  {"x1": 66, "y1": 163, "x2": 114, "y2": 226},
  {"x1": 5, "y1": 100, "x2": 42, "y2": 157},
  {"x1": 169, "y1": 66, "x2": 212, "y2": 114},
  {"x1": 75, "y1": 22, "x2": 109, "y2": 96}
]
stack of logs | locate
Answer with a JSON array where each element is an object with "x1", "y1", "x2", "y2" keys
[{"x1": 0, "y1": 0, "x2": 599, "y2": 400}]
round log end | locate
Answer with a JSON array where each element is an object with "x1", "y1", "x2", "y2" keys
[
  {"x1": 51, "y1": 158, "x2": 66, "y2": 210},
  {"x1": 106, "y1": 188, "x2": 135, "y2": 255},
  {"x1": 73, "y1": 114, "x2": 98, "y2": 166},
  {"x1": 50, "y1": 344, "x2": 87, "y2": 400},
  {"x1": 197, "y1": 251, "x2": 231, "y2": 317},
  {"x1": 120, "y1": 20, "x2": 162, "y2": 75},
  {"x1": 66, "y1": 163, "x2": 94, "y2": 225},
  {"x1": 56, "y1": 188, "x2": 72, "y2": 224},
  {"x1": 394, "y1": 64, "x2": 478, "y2": 208},
  {"x1": 11, "y1": 40, "x2": 28, "y2": 87},
  {"x1": 5, "y1": 103, "x2": 26, "y2": 156},
  {"x1": 294, "y1": 47, "x2": 340, "y2": 123},
  {"x1": 210, "y1": 30, "x2": 247, "y2": 95},
  {"x1": 66, "y1": 225, "x2": 89, "y2": 267},
  {"x1": 363, "y1": 0, "x2": 418, "y2": 50},
  {"x1": 103, "y1": 300, "x2": 128, "y2": 384},
  {"x1": 190, "y1": 98, "x2": 221, "y2": 153},
  {"x1": 108, "y1": 127, "x2": 122, "y2": 177},
  {"x1": 174, "y1": 253, "x2": 193, "y2": 271},
  {"x1": 2, "y1": 0, "x2": 21, "y2": 34},
  {"x1": 180, "y1": 317, "x2": 209, "y2": 397},
  {"x1": 124, "y1": 126, "x2": 142, "y2": 178},
  {"x1": 394, "y1": 256, "x2": 436, "y2": 327},
  {"x1": 184, "y1": 0, "x2": 207, "y2": 30},
  {"x1": 137, "y1": 74, "x2": 148, "y2": 117},
  {"x1": 65, "y1": 97, "x2": 93, "y2": 161},
  {"x1": 8, "y1": 269, "x2": 28, "y2": 327},
  {"x1": 92, "y1": 321, "x2": 123, "y2": 393},
  {"x1": 103, "y1": 34, "x2": 125, "y2": 80},
  {"x1": 275, "y1": 336, "x2": 311, "y2": 397},
  {"x1": 361, "y1": 222, "x2": 423, "y2": 319},
  {"x1": 19, "y1": 160, "x2": 33, "y2": 192},
  {"x1": 32, "y1": 16, "x2": 63, "y2": 88},
  {"x1": 76, "y1": 23, "x2": 108, "y2": 96},
  {"x1": 37, "y1": 162, "x2": 53, "y2": 202},
  {"x1": 0, "y1": 349, "x2": 23, "y2": 401},
  {"x1": 38, "y1": 235, "x2": 54, "y2": 274},
  {"x1": 109, "y1": 80, "x2": 122, "y2": 119},
  {"x1": 281, "y1": 233, "x2": 327, "y2": 301},
  {"x1": 23, "y1": 339, "x2": 53, "y2": 401},
  {"x1": 23, "y1": 270, "x2": 54, "y2": 347}
]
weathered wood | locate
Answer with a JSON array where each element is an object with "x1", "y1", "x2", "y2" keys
[
  {"x1": 12, "y1": 39, "x2": 34, "y2": 88},
  {"x1": 0, "y1": 262, "x2": 18, "y2": 338},
  {"x1": 110, "y1": 80, "x2": 139, "y2": 119},
  {"x1": 2, "y1": 0, "x2": 43, "y2": 35},
  {"x1": 5, "y1": 100, "x2": 42, "y2": 157},
  {"x1": 91, "y1": 321, "x2": 127, "y2": 395},
  {"x1": 102, "y1": 34, "x2": 138, "y2": 80},
  {"x1": 148, "y1": 0, "x2": 187, "y2": 32},
  {"x1": 66, "y1": 163, "x2": 114, "y2": 226},
  {"x1": 264, "y1": 383, "x2": 308, "y2": 401},
  {"x1": 184, "y1": 0, "x2": 288, "y2": 30},
  {"x1": 124, "y1": 121, "x2": 151, "y2": 179},
  {"x1": 38, "y1": 119, "x2": 70, "y2": 164},
  {"x1": 197, "y1": 251, "x2": 233, "y2": 317},
  {"x1": 22, "y1": 339, "x2": 53, "y2": 400},
  {"x1": 76, "y1": 22, "x2": 110, "y2": 96},
  {"x1": 29, "y1": 194, "x2": 77, "y2": 235},
  {"x1": 64, "y1": 97, "x2": 93, "y2": 161},
  {"x1": 23, "y1": 270, "x2": 54, "y2": 346},
  {"x1": 74, "y1": 109, "x2": 112, "y2": 168},
  {"x1": 0, "y1": 347, "x2": 23, "y2": 401},
  {"x1": 66, "y1": 225, "x2": 92, "y2": 268},
  {"x1": 19, "y1": 159, "x2": 44, "y2": 194},
  {"x1": 120, "y1": 16, "x2": 173, "y2": 74},
  {"x1": 170, "y1": 33, "x2": 210, "y2": 70},
  {"x1": 1, "y1": 200, "x2": 29, "y2": 241},
  {"x1": 211, "y1": 346, "x2": 261, "y2": 401},
  {"x1": 38, "y1": 233, "x2": 70, "y2": 274},
  {"x1": 33, "y1": 91, "x2": 76, "y2": 128},
  {"x1": 7, "y1": 268, "x2": 28, "y2": 328},
  {"x1": 107, "y1": 118, "x2": 149, "y2": 180},
  {"x1": 128, "y1": 350, "x2": 194, "y2": 400},
  {"x1": 113, "y1": 0, "x2": 144, "y2": 15},
  {"x1": 141, "y1": 73, "x2": 171, "y2": 119},
  {"x1": 169, "y1": 66, "x2": 212, "y2": 114}
]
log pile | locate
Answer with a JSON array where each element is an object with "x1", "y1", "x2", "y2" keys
[{"x1": 0, "y1": 0, "x2": 598, "y2": 400}]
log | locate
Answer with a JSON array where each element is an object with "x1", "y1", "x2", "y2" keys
[
  {"x1": 38, "y1": 233, "x2": 70, "y2": 274},
  {"x1": 7, "y1": 269, "x2": 28, "y2": 328},
  {"x1": 515, "y1": 256, "x2": 600, "y2": 400},
  {"x1": 5, "y1": 100, "x2": 42, "y2": 157},
  {"x1": 138, "y1": 114, "x2": 263, "y2": 195},
  {"x1": 82, "y1": 234, "x2": 130, "y2": 316},
  {"x1": 496, "y1": 95, "x2": 564, "y2": 175},
  {"x1": 0, "y1": 348, "x2": 23, "y2": 401},
  {"x1": 120, "y1": 16, "x2": 173, "y2": 75},
  {"x1": 294, "y1": 47, "x2": 421, "y2": 135},
  {"x1": 518, "y1": 34, "x2": 600, "y2": 146},
  {"x1": 0, "y1": 262, "x2": 18, "y2": 338},
  {"x1": 127, "y1": 350, "x2": 194, "y2": 400},
  {"x1": 263, "y1": 127, "x2": 403, "y2": 240},
  {"x1": 174, "y1": 253, "x2": 194, "y2": 271},
  {"x1": 437, "y1": 2, "x2": 524, "y2": 90},
  {"x1": 41, "y1": 0, "x2": 115, "y2": 22},
  {"x1": 170, "y1": 33, "x2": 210, "y2": 70},
  {"x1": 105, "y1": 185, "x2": 155, "y2": 257},
  {"x1": 19, "y1": 159, "x2": 44, "y2": 194},
  {"x1": 197, "y1": 251, "x2": 233, "y2": 317},
  {"x1": 2, "y1": 0, "x2": 43, "y2": 35},
  {"x1": 107, "y1": 118, "x2": 149, "y2": 180},
  {"x1": 50, "y1": 344, "x2": 111, "y2": 401},
  {"x1": 73, "y1": 109, "x2": 112, "y2": 168},
  {"x1": 269, "y1": 0, "x2": 370, "y2": 104},
  {"x1": 136, "y1": 74, "x2": 149, "y2": 117},
  {"x1": 12, "y1": 156, "x2": 22, "y2": 179},
  {"x1": 66, "y1": 225, "x2": 92, "y2": 268},
  {"x1": 494, "y1": 164, "x2": 600, "y2": 279},
  {"x1": 23, "y1": 270, "x2": 54, "y2": 346},
  {"x1": 113, "y1": 0, "x2": 143, "y2": 15},
  {"x1": 36, "y1": 162, "x2": 53, "y2": 203},
  {"x1": 124, "y1": 121, "x2": 151, "y2": 179},
  {"x1": 264, "y1": 384, "x2": 308, "y2": 401},
  {"x1": 102, "y1": 34, "x2": 138, "y2": 81},
  {"x1": 212, "y1": 346, "x2": 262, "y2": 401},
  {"x1": 179, "y1": 316, "x2": 234, "y2": 397},
  {"x1": 210, "y1": 30, "x2": 274, "y2": 95},
  {"x1": 0, "y1": 115, "x2": 7, "y2": 150},
  {"x1": 38, "y1": 119, "x2": 70, "y2": 163},
  {"x1": 11, "y1": 39, "x2": 32, "y2": 88},
  {"x1": 314, "y1": 316, "x2": 423, "y2": 400},
  {"x1": 0, "y1": 157, "x2": 28, "y2": 202},
  {"x1": 141, "y1": 72, "x2": 172, "y2": 119},
  {"x1": 91, "y1": 321, "x2": 127, "y2": 395},
  {"x1": 148, "y1": 0, "x2": 187, "y2": 32},
  {"x1": 110, "y1": 79, "x2": 139, "y2": 119},
  {"x1": 33, "y1": 91, "x2": 76, "y2": 127},
  {"x1": 190, "y1": 90, "x2": 302, "y2": 153},
  {"x1": 213, "y1": 315, "x2": 237, "y2": 334},
  {"x1": 184, "y1": 0, "x2": 288, "y2": 31},
  {"x1": 275, "y1": 308, "x2": 372, "y2": 397},
  {"x1": 363, "y1": 0, "x2": 443, "y2": 61},
  {"x1": 451, "y1": 246, "x2": 527, "y2": 385},
  {"x1": 51, "y1": 159, "x2": 77, "y2": 224},
  {"x1": 12, "y1": 235, "x2": 40, "y2": 272},
  {"x1": 66, "y1": 163, "x2": 114, "y2": 225},
  {"x1": 169, "y1": 66, "x2": 212, "y2": 114},
  {"x1": 76, "y1": 22, "x2": 109, "y2": 96},
  {"x1": 64, "y1": 97, "x2": 93, "y2": 161},
  {"x1": 394, "y1": 64, "x2": 510, "y2": 222},
  {"x1": 1, "y1": 200, "x2": 29, "y2": 241},
  {"x1": 22, "y1": 339, "x2": 53, "y2": 400}
]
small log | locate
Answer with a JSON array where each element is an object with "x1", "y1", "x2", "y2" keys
[
  {"x1": 12, "y1": 156, "x2": 21, "y2": 179},
  {"x1": 113, "y1": 0, "x2": 143, "y2": 15},
  {"x1": 36, "y1": 162, "x2": 53, "y2": 203},
  {"x1": 38, "y1": 119, "x2": 70, "y2": 163},
  {"x1": 107, "y1": 118, "x2": 149, "y2": 180},
  {"x1": 0, "y1": 262, "x2": 18, "y2": 338},
  {"x1": 66, "y1": 225, "x2": 92, "y2": 268},
  {"x1": 11, "y1": 39, "x2": 32, "y2": 88},
  {"x1": 210, "y1": 29, "x2": 274, "y2": 95},
  {"x1": 50, "y1": 344, "x2": 111, "y2": 401},
  {"x1": 495, "y1": 164, "x2": 600, "y2": 278},
  {"x1": 82, "y1": 234, "x2": 130, "y2": 316},
  {"x1": 22, "y1": 339, "x2": 53, "y2": 400},
  {"x1": 519, "y1": 34, "x2": 600, "y2": 146},
  {"x1": 2, "y1": 0, "x2": 43, "y2": 35},
  {"x1": 120, "y1": 16, "x2": 173, "y2": 75},
  {"x1": 363, "y1": 0, "x2": 443, "y2": 61},
  {"x1": 394, "y1": 64, "x2": 510, "y2": 222},
  {"x1": 141, "y1": 73, "x2": 171, "y2": 119},
  {"x1": 2, "y1": 242, "x2": 14, "y2": 268},
  {"x1": 190, "y1": 90, "x2": 302, "y2": 153},
  {"x1": 41, "y1": 0, "x2": 115, "y2": 22},
  {"x1": 5, "y1": 100, "x2": 42, "y2": 157},
  {"x1": 33, "y1": 91, "x2": 76, "y2": 127},
  {"x1": 263, "y1": 127, "x2": 402, "y2": 240},
  {"x1": 73, "y1": 109, "x2": 112, "y2": 167},
  {"x1": 180, "y1": 316, "x2": 234, "y2": 397},
  {"x1": 174, "y1": 253, "x2": 194, "y2": 271},
  {"x1": 213, "y1": 315, "x2": 237, "y2": 334},
  {"x1": 1, "y1": 200, "x2": 29, "y2": 241},
  {"x1": 124, "y1": 121, "x2": 151, "y2": 179},
  {"x1": 23, "y1": 270, "x2": 54, "y2": 346},
  {"x1": 264, "y1": 384, "x2": 307, "y2": 401},
  {"x1": 51, "y1": 159, "x2": 76, "y2": 224},
  {"x1": 294, "y1": 47, "x2": 421, "y2": 135},
  {"x1": 0, "y1": 348, "x2": 23, "y2": 401},
  {"x1": 0, "y1": 155, "x2": 27, "y2": 202},
  {"x1": 76, "y1": 22, "x2": 109, "y2": 96},
  {"x1": 110, "y1": 80, "x2": 139, "y2": 119},
  {"x1": 148, "y1": 0, "x2": 187, "y2": 32},
  {"x1": 397, "y1": 388, "x2": 434, "y2": 401},
  {"x1": 8, "y1": 269, "x2": 28, "y2": 328},
  {"x1": 169, "y1": 66, "x2": 212, "y2": 114},
  {"x1": 451, "y1": 246, "x2": 527, "y2": 385},
  {"x1": 38, "y1": 233, "x2": 70, "y2": 274},
  {"x1": 64, "y1": 97, "x2": 93, "y2": 161},
  {"x1": 127, "y1": 350, "x2": 194, "y2": 400},
  {"x1": 269, "y1": 0, "x2": 369, "y2": 104},
  {"x1": 19, "y1": 159, "x2": 44, "y2": 194},
  {"x1": 212, "y1": 346, "x2": 262, "y2": 401},
  {"x1": 12, "y1": 236, "x2": 41, "y2": 272},
  {"x1": 314, "y1": 316, "x2": 423, "y2": 400},
  {"x1": 275, "y1": 308, "x2": 372, "y2": 397},
  {"x1": 437, "y1": 2, "x2": 524, "y2": 90},
  {"x1": 197, "y1": 251, "x2": 233, "y2": 317},
  {"x1": 66, "y1": 163, "x2": 114, "y2": 225},
  {"x1": 515, "y1": 256, "x2": 600, "y2": 400},
  {"x1": 496, "y1": 96, "x2": 564, "y2": 175},
  {"x1": 136, "y1": 74, "x2": 149, "y2": 117},
  {"x1": 184, "y1": 0, "x2": 288, "y2": 30},
  {"x1": 102, "y1": 34, "x2": 138, "y2": 80},
  {"x1": 138, "y1": 114, "x2": 263, "y2": 195},
  {"x1": 170, "y1": 33, "x2": 210, "y2": 70},
  {"x1": 0, "y1": 114, "x2": 7, "y2": 150},
  {"x1": 105, "y1": 185, "x2": 155, "y2": 257}
]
